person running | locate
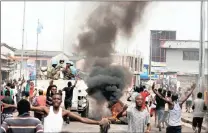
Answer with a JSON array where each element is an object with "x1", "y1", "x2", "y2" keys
[
  {"x1": 1, "y1": 99, "x2": 43, "y2": 133},
  {"x1": 192, "y1": 92, "x2": 207, "y2": 133},
  {"x1": 1, "y1": 90, "x2": 15, "y2": 123},
  {"x1": 152, "y1": 82, "x2": 196, "y2": 133},
  {"x1": 117, "y1": 93, "x2": 151, "y2": 133},
  {"x1": 3, "y1": 93, "x2": 110, "y2": 133},
  {"x1": 32, "y1": 89, "x2": 46, "y2": 122}
]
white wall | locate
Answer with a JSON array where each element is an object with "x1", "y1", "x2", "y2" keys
[
  {"x1": 166, "y1": 49, "x2": 208, "y2": 74},
  {"x1": 1, "y1": 46, "x2": 14, "y2": 56}
]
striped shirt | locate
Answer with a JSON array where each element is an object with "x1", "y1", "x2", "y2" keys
[{"x1": 1, "y1": 113, "x2": 43, "y2": 133}]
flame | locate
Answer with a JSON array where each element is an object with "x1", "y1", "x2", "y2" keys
[{"x1": 108, "y1": 102, "x2": 124, "y2": 122}]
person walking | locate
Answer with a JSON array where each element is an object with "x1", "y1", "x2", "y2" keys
[
  {"x1": 192, "y1": 92, "x2": 207, "y2": 133},
  {"x1": 152, "y1": 82, "x2": 196, "y2": 133}
]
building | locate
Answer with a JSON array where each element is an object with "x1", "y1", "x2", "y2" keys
[
  {"x1": 112, "y1": 53, "x2": 143, "y2": 73},
  {"x1": 1, "y1": 43, "x2": 17, "y2": 80},
  {"x1": 76, "y1": 53, "x2": 143, "y2": 73},
  {"x1": 12, "y1": 50, "x2": 62, "y2": 79},
  {"x1": 151, "y1": 30, "x2": 176, "y2": 62},
  {"x1": 161, "y1": 40, "x2": 208, "y2": 87},
  {"x1": 14, "y1": 50, "x2": 62, "y2": 68}
]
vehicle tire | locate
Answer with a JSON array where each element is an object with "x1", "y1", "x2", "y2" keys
[{"x1": 81, "y1": 102, "x2": 89, "y2": 118}]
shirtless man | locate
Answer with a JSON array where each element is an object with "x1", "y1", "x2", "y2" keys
[{"x1": 2, "y1": 93, "x2": 110, "y2": 133}]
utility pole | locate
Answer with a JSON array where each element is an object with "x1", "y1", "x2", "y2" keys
[
  {"x1": 62, "y1": 2, "x2": 66, "y2": 54},
  {"x1": 199, "y1": 1, "x2": 208, "y2": 132},
  {"x1": 20, "y1": 1, "x2": 26, "y2": 79},
  {"x1": 198, "y1": 1, "x2": 205, "y2": 93},
  {"x1": 35, "y1": 19, "x2": 39, "y2": 87}
]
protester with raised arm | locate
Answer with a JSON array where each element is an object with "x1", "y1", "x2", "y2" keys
[{"x1": 152, "y1": 82, "x2": 196, "y2": 133}]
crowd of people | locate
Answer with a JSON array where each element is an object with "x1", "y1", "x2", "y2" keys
[
  {"x1": 0, "y1": 78, "x2": 110, "y2": 133},
  {"x1": 0, "y1": 76, "x2": 206, "y2": 133},
  {"x1": 124, "y1": 82, "x2": 206, "y2": 133}
]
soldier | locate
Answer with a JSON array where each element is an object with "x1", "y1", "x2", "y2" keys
[
  {"x1": 56, "y1": 60, "x2": 65, "y2": 70},
  {"x1": 47, "y1": 60, "x2": 61, "y2": 80},
  {"x1": 62, "y1": 61, "x2": 74, "y2": 80}
]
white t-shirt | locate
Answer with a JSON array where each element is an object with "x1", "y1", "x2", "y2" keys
[{"x1": 193, "y1": 99, "x2": 205, "y2": 118}]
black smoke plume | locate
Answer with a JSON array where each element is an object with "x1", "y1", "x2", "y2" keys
[{"x1": 77, "y1": 2, "x2": 149, "y2": 105}]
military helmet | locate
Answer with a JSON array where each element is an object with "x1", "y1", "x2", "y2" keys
[
  {"x1": 66, "y1": 61, "x2": 74, "y2": 65},
  {"x1": 52, "y1": 60, "x2": 58, "y2": 65}
]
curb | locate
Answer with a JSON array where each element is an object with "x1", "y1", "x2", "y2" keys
[{"x1": 181, "y1": 117, "x2": 206, "y2": 130}]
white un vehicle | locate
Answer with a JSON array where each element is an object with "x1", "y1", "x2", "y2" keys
[{"x1": 36, "y1": 78, "x2": 89, "y2": 117}]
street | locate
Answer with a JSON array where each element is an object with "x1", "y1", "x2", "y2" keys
[
  {"x1": 59, "y1": 93, "x2": 202, "y2": 132},
  {"x1": 62, "y1": 121, "x2": 194, "y2": 133}
]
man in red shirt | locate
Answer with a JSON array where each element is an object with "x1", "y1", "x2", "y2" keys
[{"x1": 139, "y1": 86, "x2": 150, "y2": 109}]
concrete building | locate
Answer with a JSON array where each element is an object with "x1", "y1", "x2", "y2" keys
[
  {"x1": 151, "y1": 30, "x2": 176, "y2": 62},
  {"x1": 161, "y1": 40, "x2": 208, "y2": 87},
  {"x1": 1, "y1": 43, "x2": 17, "y2": 80}
]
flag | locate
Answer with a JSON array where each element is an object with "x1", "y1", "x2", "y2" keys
[{"x1": 37, "y1": 22, "x2": 43, "y2": 34}]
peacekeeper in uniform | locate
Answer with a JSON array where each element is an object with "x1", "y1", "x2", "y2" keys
[
  {"x1": 47, "y1": 60, "x2": 61, "y2": 80},
  {"x1": 62, "y1": 61, "x2": 74, "y2": 80},
  {"x1": 56, "y1": 60, "x2": 65, "y2": 70}
]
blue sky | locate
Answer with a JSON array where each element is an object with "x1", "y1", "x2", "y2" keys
[{"x1": 1, "y1": 1, "x2": 207, "y2": 63}]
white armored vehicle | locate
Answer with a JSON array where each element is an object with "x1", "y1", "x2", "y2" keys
[
  {"x1": 36, "y1": 79, "x2": 89, "y2": 117},
  {"x1": 35, "y1": 58, "x2": 90, "y2": 117}
]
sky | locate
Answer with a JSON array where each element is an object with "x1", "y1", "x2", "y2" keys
[{"x1": 1, "y1": 1, "x2": 207, "y2": 63}]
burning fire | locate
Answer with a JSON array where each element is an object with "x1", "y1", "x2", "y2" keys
[{"x1": 108, "y1": 101, "x2": 124, "y2": 122}]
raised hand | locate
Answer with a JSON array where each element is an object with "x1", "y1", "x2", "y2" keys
[
  {"x1": 152, "y1": 82, "x2": 155, "y2": 90},
  {"x1": 191, "y1": 83, "x2": 196, "y2": 89}
]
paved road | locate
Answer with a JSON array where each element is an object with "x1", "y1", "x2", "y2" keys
[{"x1": 62, "y1": 121, "x2": 195, "y2": 133}]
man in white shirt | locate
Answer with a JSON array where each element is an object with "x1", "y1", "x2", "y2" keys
[{"x1": 192, "y1": 92, "x2": 207, "y2": 133}]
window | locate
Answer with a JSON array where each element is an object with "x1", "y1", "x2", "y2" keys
[
  {"x1": 183, "y1": 51, "x2": 199, "y2": 61},
  {"x1": 41, "y1": 60, "x2": 47, "y2": 67},
  {"x1": 36, "y1": 60, "x2": 41, "y2": 67}
]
